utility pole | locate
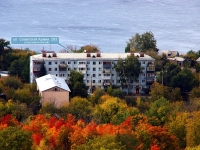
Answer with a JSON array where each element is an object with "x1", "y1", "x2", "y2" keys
[{"x1": 162, "y1": 69, "x2": 163, "y2": 85}]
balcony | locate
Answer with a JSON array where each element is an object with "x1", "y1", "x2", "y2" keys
[
  {"x1": 59, "y1": 64, "x2": 67, "y2": 71},
  {"x1": 103, "y1": 82, "x2": 111, "y2": 86},
  {"x1": 146, "y1": 80, "x2": 154, "y2": 85},
  {"x1": 147, "y1": 66, "x2": 155, "y2": 72},
  {"x1": 103, "y1": 69, "x2": 111, "y2": 74},
  {"x1": 33, "y1": 68, "x2": 40, "y2": 73}
]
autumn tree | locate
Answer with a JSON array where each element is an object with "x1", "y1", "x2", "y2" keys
[
  {"x1": 126, "y1": 31, "x2": 158, "y2": 53},
  {"x1": 79, "y1": 44, "x2": 100, "y2": 53},
  {"x1": 68, "y1": 70, "x2": 88, "y2": 98},
  {"x1": 168, "y1": 112, "x2": 188, "y2": 149},
  {"x1": 93, "y1": 95, "x2": 139, "y2": 124},
  {"x1": 114, "y1": 55, "x2": 143, "y2": 94},
  {"x1": 88, "y1": 87, "x2": 106, "y2": 105}
]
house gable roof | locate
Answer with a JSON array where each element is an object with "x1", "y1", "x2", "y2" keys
[{"x1": 36, "y1": 74, "x2": 71, "y2": 92}]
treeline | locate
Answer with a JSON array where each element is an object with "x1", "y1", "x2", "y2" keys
[{"x1": 1, "y1": 76, "x2": 200, "y2": 149}]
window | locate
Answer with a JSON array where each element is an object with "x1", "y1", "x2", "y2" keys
[
  {"x1": 68, "y1": 68, "x2": 71, "y2": 71},
  {"x1": 98, "y1": 80, "x2": 101, "y2": 83},
  {"x1": 142, "y1": 80, "x2": 145, "y2": 82},
  {"x1": 112, "y1": 80, "x2": 114, "y2": 83},
  {"x1": 87, "y1": 62, "x2": 90, "y2": 64},
  {"x1": 55, "y1": 62, "x2": 57, "y2": 64},
  {"x1": 92, "y1": 80, "x2": 96, "y2": 83},
  {"x1": 87, "y1": 80, "x2": 89, "y2": 83},
  {"x1": 143, "y1": 61, "x2": 145, "y2": 64},
  {"x1": 104, "y1": 74, "x2": 110, "y2": 76},
  {"x1": 87, "y1": 74, "x2": 90, "y2": 76},
  {"x1": 56, "y1": 74, "x2": 57, "y2": 76},
  {"x1": 117, "y1": 80, "x2": 120, "y2": 83},
  {"x1": 99, "y1": 62, "x2": 102, "y2": 64},
  {"x1": 55, "y1": 68, "x2": 57, "y2": 71},
  {"x1": 99, "y1": 68, "x2": 101, "y2": 71},
  {"x1": 79, "y1": 61, "x2": 85, "y2": 64},
  {"x1": 98, "y1": 74, "x2": 101, "y2": 76},
  {"x1": 93, "y1": 68, "x2": 96, "y2": 71},
  {"x1": 93, "y1": 74, "x2": 96, "y2": 77},
  {"x1": 68, "y1": 62, "x2": 71, "y2": 64},
  {"x1": 87, "y1": 68, "x2": 90, "y2": 70},
  {"x1": 74, "y1": 68, "x2": 76, "y2": 70},
  {"x1": 93, "y1": 62, "x2": 96, "y2": 65},
  {"x1": 74, "y1": 61, "x2": 76, "y2": 64},
  {"x1": 48, "y1": 68, "x2": 52, "y2": 71},
  {"x1": 49, "y1": 62, "x2": 52, "y2": 65},
  {"x1": 112, "y1": 74, "x2": 114, "y2": 76}
]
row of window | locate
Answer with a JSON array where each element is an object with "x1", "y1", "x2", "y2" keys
[
  {"x1": 86, "y1": 79, "x2": 146, "y2": 84},
  {"x1": 47, "y1": 67, "x2": 114, "y2": 72},
  {"x1": 47, "y1": 61, "x2": 115, "y2": 65}
]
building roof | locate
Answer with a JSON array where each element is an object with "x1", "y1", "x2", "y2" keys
[
  {"x1": 161, "y1": 50, "x2": 179, "y2": 57},
  {"x1": 168, "y1": 57, "x2": 185, "y2": 62},
  {"x1": 196, "y1": 57, "x2": 200, "y2": 62},
  {"x1": 31, "y1": 52, "x2": 155, "y2": 61},
  {"x1": 36, "y1": 74, "x2": 71, "y2": 92}
]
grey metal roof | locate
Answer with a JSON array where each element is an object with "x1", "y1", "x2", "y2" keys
[{"x1": 36, "y1": 74, "x2": 71, "y2": 92}]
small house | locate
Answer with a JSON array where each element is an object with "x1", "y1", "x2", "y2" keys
[{"x1": 36, "y1": 74, "x2": 71, "y2": 108}]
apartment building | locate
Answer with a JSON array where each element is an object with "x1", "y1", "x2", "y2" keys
[{"x1": 30, "y1": 51, "x2": 155, "y2": 94}]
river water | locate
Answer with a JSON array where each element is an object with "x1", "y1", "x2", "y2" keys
[{"x1": 0, "y1": 0, "x2": 200, "y2": 54}]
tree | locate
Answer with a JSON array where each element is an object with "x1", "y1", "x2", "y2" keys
[
  {"x1": 93, "y1": 95, "x2": 139, "y2": 124},
  {"x1": 68, "y1": 97, "x2": 93, "y2": 122},
  {"x1": 88, "y1": 87, "x2": 106, "y2": 105},
  {"x1": 0, "y1": 39, "x2": 12, "y2": 70},
  {"x1": 8, "y1": 54, "x2": 30, "y2": 83},
  {"x1": 149, "y1": 82, "x2": 170, "y2": 102},
  {"x1": 76, "y1": 135, "x2": 126, "y2": 150},
  {"x1": 114, "y1": 55, "x2": 143, "y2": 94},
  {"x1": 126, "y1": 32, "x2": 158, "y2": 53},
  {"x1": 146, "y1": 97, "x2": 170, "y2": 126},
  {"x1": 0, "y1": 126, "x2": 32, "y2": 150},
  {"x1": 170, "y1": 68, "x2": 199, "y2": 92},
  {"x1": 186, "y1": 111, "x2": 200, "y2": 147},
  {"x1": 67, "y1": 70, "x2": 88, "y2": 98},
  {"x1": 38, "y1": 61, "x2": 47, "y2": 77}
]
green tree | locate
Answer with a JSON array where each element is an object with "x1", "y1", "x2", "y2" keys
[
  {"x1": 68, "y1": 70, "x2": 88, "y2": 98},
  {"x1": 0, "y1": 39, "x2": 12, "y2": 70},
  {"x1": 114, "y1": 55, "x2": 143, "y2": 94},
  {"x1": 170, "y1": 68, "x2": 199, "y2": 92},
  {"x1": 68, "y1": 97, "x2": 92, "y2": 122},
  {"x1": 38, "y1": 61, "x2": 47, "y2": 77},
  {"x1": 106, "y1": 85, "x2": 125, "y2": 99},
  {"x1": 76, "y1": 135, "x2": 126, "y2": 150},
  {"x1": 126, "y1": 31, "x2": 158, "y2": 53},
  {"x1": 88, "y1": 87, "x2": 106, "y2": 105},
  {"x1": 0, "y1": 126, "x2": 32, "y2": 150},
  {"x1": 8, "y1": 54, "x2": 30, "y2": 83},
  {"x1": 0, "y1": 76, "x2": 23, "y2": 90},
  {"x1": 146, "y1": 97, "x2": 170, "y2": 126}
]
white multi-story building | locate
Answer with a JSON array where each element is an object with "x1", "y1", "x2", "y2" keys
[{"x1": 30, "y1": 51, "x2": 155, "y2": 94}]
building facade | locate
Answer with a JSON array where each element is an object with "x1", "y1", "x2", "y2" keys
[{"x1": 30, "y1": 51, "x2": 155, "y2": 94}]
